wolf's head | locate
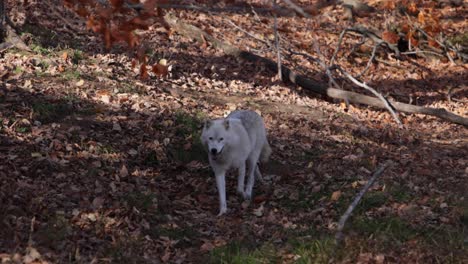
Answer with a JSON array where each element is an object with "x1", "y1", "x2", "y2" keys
[{"x1": 200, "y1": 119, "x2": 231, "y2": 159}]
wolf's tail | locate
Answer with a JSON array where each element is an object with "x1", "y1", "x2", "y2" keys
[{"x1": 260, "y1": 141, "x2": 272, "y2": 163}]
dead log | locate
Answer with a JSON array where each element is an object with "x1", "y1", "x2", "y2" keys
[{"x1": 164, "y1": 13, "x2": 468, "y2": 126}]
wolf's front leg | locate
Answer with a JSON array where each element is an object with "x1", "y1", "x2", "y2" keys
[
  {"x1": 215, "y1": 172, "x2": 227, "y2": 216},
  {"x1": 236, "y1": 163, "x2": 246, "y2": 197}
]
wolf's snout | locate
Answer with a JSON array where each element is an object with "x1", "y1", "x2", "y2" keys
[{"x1": 211, "y1": 148, "x2": 218, "y2": 155}]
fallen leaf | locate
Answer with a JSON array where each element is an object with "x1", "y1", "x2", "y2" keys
[
  {"x1": 120, "y1": 165, "x2": 129, "y2": 177},
  {"x1": 112, "y1": 122, "x2": 122, "y2": 131},
  {"x1": 253, "y1": 204, "x2": 264, "y2": 217},
  {"x1": 331, "y1": 191, "x2": 342, "y2": 201},
  {"x1": 75, "y1": 79, "x2": 85, "y2": 86},
  {"x1": 200, "y1": 241, "x2": 214, "y2": 252},
  {"x1": 92, "y1": 197, "x2": 105, "y2": 209}
]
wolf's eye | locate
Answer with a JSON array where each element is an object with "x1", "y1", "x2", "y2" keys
[
  {"x1": 219, "y1": 138, "x2": 224, "y2": 141},
  {"x1": 209, "y1": 137, "x2": 213, "y2": 140}
]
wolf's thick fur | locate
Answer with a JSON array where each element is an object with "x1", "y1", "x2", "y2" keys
[{"x1": 201, "y1": 110, "x2": 271, "y2": 216}]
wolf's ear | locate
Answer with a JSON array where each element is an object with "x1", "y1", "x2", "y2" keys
[
  {"x1": 204, "y1": 120, "x2": 212, "y2": 129},
  {"x1": 223, "y1": 119, "x2": 230, "y2": 129}
]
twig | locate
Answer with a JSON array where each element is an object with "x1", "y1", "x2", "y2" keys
[
  {"x1": 448, "y1": 86, "x2": 468, "y2": 103},
  {"x1": 331, "y1": 26, "x2": 401, "y2": 66},
  {"x1": 291, "y1": 49, "x2": 402, "y2": 126},
  {"x1": 330, "y1": 29, "x2": 348, "y2": 66},
  {"x1": 225, "y1": 18, "x2": 271, "y2": 47},
  {"x1": 273, "y1": 0, "x2": 282, "y2": 81},
  {"x1": 355, "y1": 42, "x2": 381, "y2": 78},
  {"x1": 164, "y1": 13, "x2": 468, "y2": 126},
  {"x1": 335, "y1": 160, "x2": 393, "y2": 244},
  {"x1": 348, "y1": 36, "x2": 368, "y2": 56},
  {"x1": 334, "y1": 66, "x2": 403, "y2": 126},
  {"x1": 401, "y1": 50, "x2": 445, "y2": 57},
  {"x1": 403, "y1": 13, "x2": 464, "y2": 63},
  {"x1": 28, "y1": 216, "x2": 36, "y2": 246},
  {"x1": 322, "y1": 27, "x2": 402, "y2": 125}
]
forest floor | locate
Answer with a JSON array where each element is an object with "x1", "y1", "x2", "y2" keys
[{"x1": 0, "y1": 0, "x2": 467, "y2": 263}]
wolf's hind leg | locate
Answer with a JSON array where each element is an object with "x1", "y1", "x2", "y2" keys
[
  {"x1": 255, "y1": 165, "x2": 265, "y2": 184},
  {"x1": 237, "y1": 163, "x2": 246, "y2": 197},
  {"x1": 244, "y1": 155, "x2": 259, "y2": 200}
]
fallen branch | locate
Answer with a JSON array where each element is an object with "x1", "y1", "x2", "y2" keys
[
  {"x1": 355, "y1": 42, "x2": 380, "y2": 78},
  {"x1": 448, "y1": 86, "x2": 468, "y2": 103},
  {"x1": 404, "y1": 13, "x2": 467, "y2": 63},
  {"x1": 164, "y1": 13, "x2": 468, "y2": 126},
  {"x1": 291, "y1": 50, "x2": 402, "y2": 126},
  {"x1": 225, "y1": 18, "x2": 271, "y2": 47},
  {"x1": 335, "y1": 160, "x2": 393, "y2": 244},
  {"x1": 334, "y1": 66, "x2": 402, "y2": 126}
]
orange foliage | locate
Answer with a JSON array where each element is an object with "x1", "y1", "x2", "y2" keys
[
  {"x1": 64, "y1": 0, "x2": 168, "y2": 79},
  {"x1": 382, "y1": 31, "x2": 399, "y2": 44},
  {"x1": 152, "y1": 63, "x2": 168, "y2": 77}
]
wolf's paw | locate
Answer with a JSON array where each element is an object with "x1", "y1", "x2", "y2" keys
[
  {"x1": 217, "y1": 207, "x2": 227, "y2": 216},
  {"x1": 243, "y1": 192, "x2": 252, "y2": 200}
]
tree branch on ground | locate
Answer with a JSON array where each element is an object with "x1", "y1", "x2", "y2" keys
[
  {"x1": 290, "y1": 49, "x2": 402, "y2": 126},
  {"x1": 163, "y1": 13, "x2": 468, "y2": 126},
  {"x1": 335, "y1": 160, "x2": 393, "y2": 244},
  {"x1": 225, "y1": 18, "x2": 271, "y2": 48}
]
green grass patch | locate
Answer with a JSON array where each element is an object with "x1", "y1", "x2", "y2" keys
[
  {"x1": 14, "y1": 66, "x2": 24, "y2": 74},
  {"x1": 388, "y1": 184, "x2": 413, "y2": 203},
  {"x1": 32, "y1": 101, "x2": 72, "y2": 123},
  {"x1": 174, "y1": 110, "x2": 205, "y2": 138},
  {"x1": 142, "y1": 150, "x2": 160, "y2": 166},
  {"x1": 62, "y1": 69, "x2": 81, "y2": 80},
  {"x1": 101, "y1": 236, "x2": 146, "y2": 263},
  {"x1": 117, "y1": 82, "x2": 146, "y2": 94},
  {"x1": 302, "y1": 148, "x2": 325, "y2": 161},
  {"x1": 352, "y1": 216, "x2": 419, "y2": 243},
  {"x1": 71, "y1": 49, "x2": 84, "y2": 64},
  {"x1": 121, "y1": 192, "x2": 158, "y2": 215},
  {"x1": 21, "y1": 23, "x2": 59, "y2": 49},
  {"x1": 169, "y1": 111, "x2": 208, "y2": 164},
  {"x1": 293, "y1": 236, "x2": 337, "y2": 264},
  {"x1": 95, "y1": 144, "x2": 117, "y2": 155},
  {"x1": 279, "y1": 187, "x2": 322, "y2": 211},
  {"x1": 449, "y1": 32, "x2": 468, "y2": 47},
  {"x1": 169, "y1": 140, "x2": 207, "y2": 164},
  {"x1": 15, "y1": 126, "x2": 30, "y2": 133},
  {"x1": 210, "y1": 241, "x2": 277, "y2": 264},
  {"x1": 31, "y1": 44, "x2": 52, "y2": 56},
  {"x1": 423, "y1": 227, "x2": 466, "y2": 251},
  {"x1": 145, "y1": 225, "x2": 198, "y2": 248},
  {"x1": 356, "y1": 191, "x2": 387, "y2": 213},
  {"x1": 280, "y1": 184, "x2": 338, "y2": 212},
  {"x1": 36, "y1": 213, "x2": 72, "y2": 248}
]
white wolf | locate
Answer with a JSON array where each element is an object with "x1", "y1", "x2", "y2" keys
[{"x1": 201, "y1": 110, "x2": 272, "y2": 216}]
